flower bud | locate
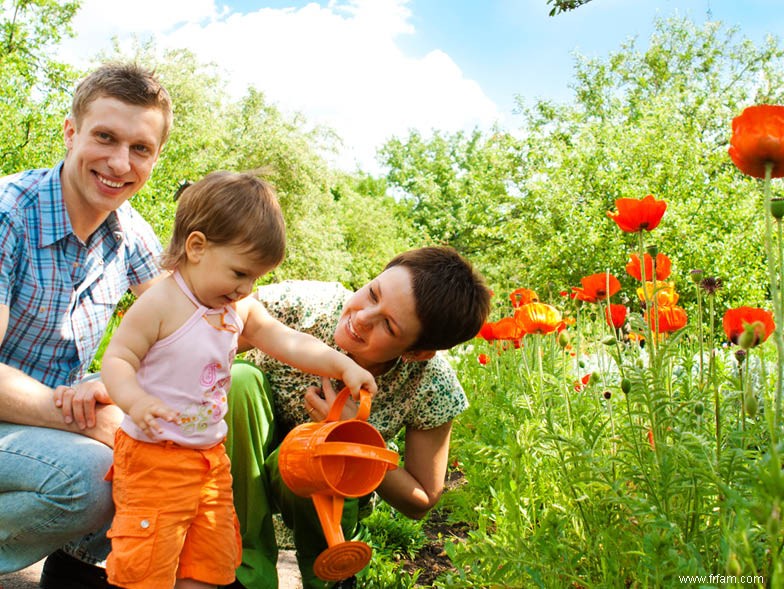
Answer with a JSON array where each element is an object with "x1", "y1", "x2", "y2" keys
[
  {"x1": 694, "y1": 401, "x2": 704, "y2": 416},
  {"x1": 601, "y1": 335, "x2": 617, "y2": 346},
  {"x1": 690, "y1": 269, "x2": 704, "y2": 284},
  {"x1": 646, "y1": 244, "x2": 658, "y2": 257},
  {"x1": 771, "y1": 197, "x2": 784, "y2": 220},
  {"x1": 621, "y1": 378, "x2": 632, "y2": 394},
  {"x1": 744, "y1": 393, "x2": 758, "y2": 418},
  {"x1": 603, "y1": 390, "x2": 612, "y2": 400},
  {"x1": 735, "y1": 349, "x2": 748, "y2": 364},
  {"x1": 738, "y1": 329, "x2": 756, "y2": 350},
  {"x1": 557, "y1": 330, "x2": 571, "y2": 348}
]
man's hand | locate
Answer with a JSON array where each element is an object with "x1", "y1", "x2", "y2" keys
[{"x1": 53, "y1": 379, "x2": 113, "y2": 430}]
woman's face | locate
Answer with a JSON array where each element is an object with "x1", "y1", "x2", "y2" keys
[{"x1": 334, "y1": 266, "x2": 423, "y2": 372}]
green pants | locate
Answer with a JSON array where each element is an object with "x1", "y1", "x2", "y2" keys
[{"x1": 225, "y1": 361, "x2": 363, "y2": 589}]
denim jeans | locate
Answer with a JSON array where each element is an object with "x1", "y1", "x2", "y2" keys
[{"x1": 0, "y1": 422, "x2": 114, "y2": 573}]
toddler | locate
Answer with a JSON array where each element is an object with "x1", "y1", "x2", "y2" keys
[{"x1": 101, "y1": 171, "x2": 376, "y2": 589}]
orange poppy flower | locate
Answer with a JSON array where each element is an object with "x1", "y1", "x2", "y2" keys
[
  {"x1": 605, "y1": 304, "x2": 628, "y2": 330},
  {"x1": 625, "y1": 253, "x2": 672, "y2": 281},
  {"x1": 477, "y1": 353, "x2": 489, "y2": 365},
  {"x1": 572, "y1": 273, "x2": 621, "y2": 303},
  {"x1": 509, "y1": 287, "x2": 539, "y2": 308},
  {"x1": 490, "y1": 316, "x2": 524, "y2": 342},
  {"x1": 722, "y1": 306, "x2": 775, "y2": 347},
  {"x1": 607, "y1": 195, "x2": 667, "y2": 233},
  {"x1": 476, "y1": 322, "x2": 496, "y2": 341},
  {"x1": 728, "y1": 105, "x2": 784, "y2": 179},
  {"x1": 514, "y1": 302, "x2": 563, "y2": 335},
  {"x1": 646, "y1": 305, "x2": 688, "y2": 333},
  {"x1": 637, "y1": 281, "x2": 679, "y2": 307}
]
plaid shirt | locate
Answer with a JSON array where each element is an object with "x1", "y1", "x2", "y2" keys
[{"x1": 0, "y1": 162, "x2": 162, "y2": 388}]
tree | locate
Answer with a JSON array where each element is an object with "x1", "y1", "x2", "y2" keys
[
  {"x1": 546, "y1": 0, "x2": 594, "y2": 17},
  {"x1": 0, "y1": 0, "x2": 81, "y2": 172}
]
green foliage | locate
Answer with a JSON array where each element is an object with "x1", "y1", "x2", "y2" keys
[
  {"x1": 381, "y1": 17, "x2": 784, "y2": 311},
  {"x1": 0, "y1": 0, "x2": 81, "y2": 172},
  {"x1": 361, "y1": 501, "x2": 427, "y2": 561}
]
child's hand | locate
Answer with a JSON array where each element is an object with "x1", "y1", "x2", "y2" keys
[
  {"x1": 340, "y1": 362, "x2": 377, "y2": 398},
  {"x1": 128, "y1": 394, "x2": 178, "y2": 438}
]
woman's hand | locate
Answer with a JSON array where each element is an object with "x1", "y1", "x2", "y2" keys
[
  {"x1": 53, "y1": 379, "x2": 113, "y2": 430},
  {"x1": 303, "y1": 377, "x2": 359, "y2": 422}
]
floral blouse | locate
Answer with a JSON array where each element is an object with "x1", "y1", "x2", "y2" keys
[{"x1": 244, "y1": 280, "x2": 468, "y2": 440}]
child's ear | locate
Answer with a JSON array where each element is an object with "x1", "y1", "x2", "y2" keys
[{"x1": 184, "y1": 231, "x2": 208, "y2": 262}]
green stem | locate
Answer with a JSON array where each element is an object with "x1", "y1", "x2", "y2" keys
[
  {"x1": 637, "y1": 232, "x2": 656, "y2": 362},
  {"x1": 696, "y1": 286, "x2": 705, "y2": 391},
  {"x1": 761, "y1": 162, "x2": 784, "y2": 438}
]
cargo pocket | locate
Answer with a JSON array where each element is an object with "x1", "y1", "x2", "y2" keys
[{"x1": 106, "y1": 509, "x2": 158, "y2": 584}]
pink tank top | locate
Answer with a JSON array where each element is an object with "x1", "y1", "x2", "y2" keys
[{"x1": 120, "y1": 271, "x2": 244, "y2": 448}]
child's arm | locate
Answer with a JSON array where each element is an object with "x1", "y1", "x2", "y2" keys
[
  {"x1": 102, "y1": 288, "x2": 179, "y2": 437},
  {"x1": 240, "y1": 298, "x2": 377, "y2": 396}
]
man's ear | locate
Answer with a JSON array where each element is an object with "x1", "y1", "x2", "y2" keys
[
  {"x1": 184, "y1": 231, "x2": 208, "y2": 263},
  {"x1": 402, "y1": 350, "x2": 436, "y2": 363},
  {"x1": 63, "y1": 117, "x2": 76, "y2": 150}
]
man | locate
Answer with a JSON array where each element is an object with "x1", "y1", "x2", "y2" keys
[{"x1": 0, "y1": 62, "x2": 172, "y2": 589}]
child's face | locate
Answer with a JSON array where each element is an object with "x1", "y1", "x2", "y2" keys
[{"x1": 186, "y1": 242, "x2": 272, "y2": 308}]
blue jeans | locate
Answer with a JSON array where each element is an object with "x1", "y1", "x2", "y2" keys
[{"x1": 0, "y1": 423, "x2": 114, "y2": 573}]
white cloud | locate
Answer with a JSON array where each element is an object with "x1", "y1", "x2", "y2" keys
[{"x1": 58, "y1": 0, "x2": 501, "y2": 172}]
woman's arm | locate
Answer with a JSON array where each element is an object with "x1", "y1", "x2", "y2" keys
[{"x1": 375, "y1": 421, "x2": 453, "y2": 519}]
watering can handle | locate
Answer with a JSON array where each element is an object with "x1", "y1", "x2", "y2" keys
[{"x1": 326, "y1": 387, "x2": 371, "y2": 422}]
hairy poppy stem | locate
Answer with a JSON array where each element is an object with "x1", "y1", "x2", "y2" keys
[{"x1": 762, "y1": 162, "x2": 784, "y2": 439}]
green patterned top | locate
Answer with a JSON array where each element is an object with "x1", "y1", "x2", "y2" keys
[{"x1": 244, "y1": 280, "x2": 468, "y2": 440}]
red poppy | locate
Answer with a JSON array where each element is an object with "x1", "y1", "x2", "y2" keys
[
  {"x1": 476, "y1": 322, "x2": 496, "y2": 341},
  {"x1": 728, "y1": 105, "x2": 784, "y2": 179},
  {"x1": 646, "y1": 305, "x2": 688, "y2": 333},
  {"x1": 514, "y1": 302, "x2": 563, "y2": 335},
  {"x1": 605, "y1": 304, "x2": 628, "y2": 330},
  {"x1": 574, "y1": 373, "x2": 591, "y2": 392},
  {"x1": 647, "y1": 429, "x2": 655, "y2": 450},
  {"x1": 625, "y1": 253, "x2": 672, "y2": 281},
  {"x1": 571, "y1": 273, "x2": 621, "y2": 303},
  {"x1": 490, "y1": 317, "x2": 524, "y2": 343},
  {"x1": 722, "y1": 306, "x2": 775, "y2": 347},
  {"x1": 477, "y1": 353, "x2": 489, "y2": 365},
  {"x1": 607, "y1": 195, "x2": 667, "y2": 233},
  {"x1": 509, "y1": 288, "x2": 539, "y2": 308}
]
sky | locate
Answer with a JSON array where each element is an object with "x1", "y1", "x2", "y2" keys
[{"x1": 56, "y1": 0, "x2": 784, "y2": 173}]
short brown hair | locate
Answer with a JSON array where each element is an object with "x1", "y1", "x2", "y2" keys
[
  {"x1": 160, "y1": 171, "x2": 286, "y2": 271},
  {"x1": 385, "y1": 246, "x2": 491, "y2": 351},
  {"x1": 70, "y1": 62, "x2": 173, "y2": 144}
]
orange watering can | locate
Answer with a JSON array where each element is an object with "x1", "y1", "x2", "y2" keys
[{"x1": 278, "y1": 387, "x2": 399, "y2": 581}]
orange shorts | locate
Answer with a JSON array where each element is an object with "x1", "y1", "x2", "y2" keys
[{"x1": 105, "y1": 430, "x2": 241, "y2": 589}]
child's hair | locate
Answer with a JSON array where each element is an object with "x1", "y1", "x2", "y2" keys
[
  {"x1": 384, "y1": 246, "x2": 491, "y2": 351},
  {"x1": 160, "y1": 171, "x2": 286, "y2": 271},
  {"x1": 70, "y1": 62, "x2": 173, "y2": 144}
]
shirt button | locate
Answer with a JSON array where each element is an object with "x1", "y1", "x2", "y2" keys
[{"x1": 140, "y1": 519, "x2": 150, "y2": 529}]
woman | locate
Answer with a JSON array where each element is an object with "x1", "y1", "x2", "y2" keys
[{"x1": 224, "y1": 246, "x2": 491, "y2": 589}]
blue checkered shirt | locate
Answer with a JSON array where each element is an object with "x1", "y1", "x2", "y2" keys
[{"x1": 0, "y1": 162, "x2": 162, "y2": 388}]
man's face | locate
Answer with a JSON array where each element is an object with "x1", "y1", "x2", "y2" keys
[{"x1": 61, "y1": 95, "x2": 166, "y2": 222}]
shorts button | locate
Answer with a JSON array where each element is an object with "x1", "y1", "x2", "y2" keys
[{"x1": 140, "y1": 519, "x2": 150, "y2": 529}]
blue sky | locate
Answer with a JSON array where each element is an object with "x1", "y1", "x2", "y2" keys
[{"x1": 58, "y1": 0, "x2": 784, "y2": 172}]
